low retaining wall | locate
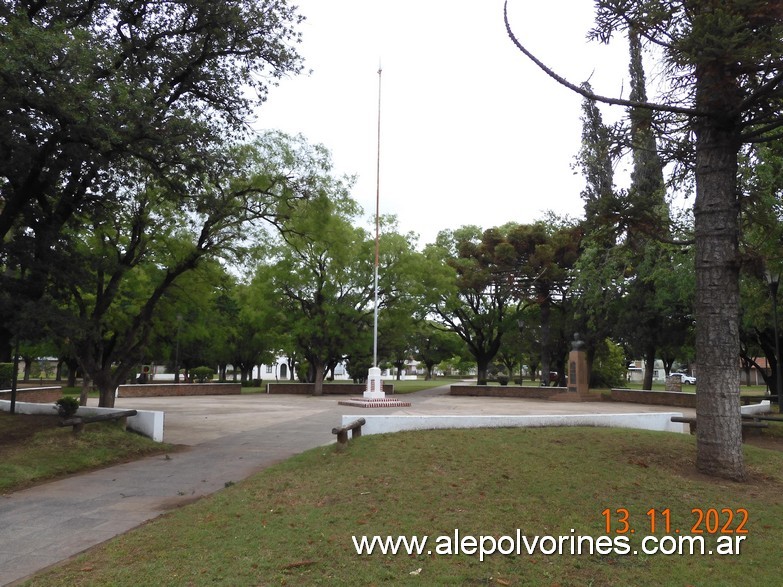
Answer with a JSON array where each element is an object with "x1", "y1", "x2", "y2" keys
[
  {"x1": 0, "y1": 400, "x2": 164, "y2": 442},
  {"x1": 743, "y1": 401, "x2": 772, "y2": 415},
  {"x1": 266, "y1": 382, "x2": 394, "y2": 395},
  {"x1": 610, "y1": 388, "x2": 696, "y2": 408},
  {"x1": 118, "y1": 383, "x2": 241, "y2": 398},
  {"x1": 0, "y1": 386, "x2": 62, "y2": 403},
  {"x1": 343, "y1": 413, "x2": 686, "y2": 436},
  {"x1": 450, "y1": 385, "x2": 567, "y2": 399}
]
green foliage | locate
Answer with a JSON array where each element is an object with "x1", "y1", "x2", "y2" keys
[
  {"x1": 0, "y1": 363, "x2": 13, "y2": 387},
  {"x1": 411, "y1": 322, "x2": 466, "y2": 380},
  {"x1": 424, "y1": 221, "x2": 581, "y2": 386},
  {"x1": 249, "y1": 150, "x2": 425, "y2": 393},
  {"x1": 191, "y1": 367, "x2": 214, "y2": 383},
  {"x1": 55, "y1": 397, "x2": 80, "y2": 419},
  {"x1": 0, "y1": 0, "x2": 306, "y2": 398},
  {"x1": 589, "y1": 339, "x2": 627, "y2": 389}
]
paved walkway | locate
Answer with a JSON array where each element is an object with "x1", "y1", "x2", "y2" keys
[{"x1": 0, "y1": 388, "x2": 690, "y2": 586}]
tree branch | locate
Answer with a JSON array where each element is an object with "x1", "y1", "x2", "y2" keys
[{"x1": 503, "y1": 1, "x2": 703, "y2": 117}]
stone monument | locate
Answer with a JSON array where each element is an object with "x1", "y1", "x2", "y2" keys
[{"x1": 567, "y1": 333, "x2": 590, "y2": 397}]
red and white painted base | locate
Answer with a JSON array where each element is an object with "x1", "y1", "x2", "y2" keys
[
  {"x1": 336, "y1": 367, "x2": 412, "y2": 407},
  {"x1": 337, "y1": 397, "x2": 412, "y2": 408}
]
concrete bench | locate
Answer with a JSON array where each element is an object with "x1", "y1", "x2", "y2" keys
[
  {"x1": 59, "y1": 409, "x2": 138, "y2": 435},
  {"x1": 671, "y1": 416, "x2": 767, "y2": 439},
  {"x1": 332, "y1": 417, "x2": 366, "y2": 445}
]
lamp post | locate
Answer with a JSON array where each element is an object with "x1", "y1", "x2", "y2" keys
[{"x1": 765, "y1": 268, "x2": 782, "y2": 404}]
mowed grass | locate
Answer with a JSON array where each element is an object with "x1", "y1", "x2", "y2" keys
[
  {"x1": 0, "y1": 413, "x2": 174, "y2": 493},
  {"x1": 23, "y1": 427, "x2": 783, "y2": 587}
]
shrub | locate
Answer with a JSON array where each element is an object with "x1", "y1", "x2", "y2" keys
[
  {"x1": 0, "y1": 363, "x2": 13, "y2": 388},
  {"x1": 191, "y1": 366, "x2": 215, "y2": 383},
  {"x1": 589, "y1": 339, "x2": 626, "y2": 388},
  {"x1": 55, "y1": 396, "x2": 80, "y2": 419},
  {"x1": 497, "y1": 374, "x2": 510, "y2": 386}
]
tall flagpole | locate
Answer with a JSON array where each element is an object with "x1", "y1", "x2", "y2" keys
[
  {"x1": 372, "y1": 64, "x2": 382, "y2": 369},
  {"x1": 364, "y1": 63, "x2": 385, "y2": 400},
  {"x1": 344, "y1": 65, "x2": 409, "y2": 408}
]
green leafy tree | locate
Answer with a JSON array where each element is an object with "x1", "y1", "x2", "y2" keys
[
  {"x1": 506, "y1": 1, "x2": 783, "y2": 479},
  {"x1": 422, "y1": 226, "x2": 526, "y2": 385},
  {"x1": 411, "y1": 322, "x2": 466, "y2": 381},
  {"x1": 507, "y1": 221, "x2": 581, "y2": 386},
  {"x1": 249, "y1": 141, "x2": 372, "y2": 394},
  {"x1": 0, "y1": 0, "x2": 304, "y2": 360},
  {"x1": 738, "y1": 142, "x2": 783, "y2": 393},
  {"x1": 572, "y1": 87, "x2": 628, "y2": 378},
  {"x1": 47, "y1": 134, "x2": 313, "y2": 406}
]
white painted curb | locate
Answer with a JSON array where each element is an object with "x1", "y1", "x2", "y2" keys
[{"x1": 342, "y1": 412, "x2": 686, "y2": 435}]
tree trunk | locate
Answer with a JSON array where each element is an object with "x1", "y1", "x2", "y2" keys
[
  {"x1": 425, "y1": 362, "x2": 435, "y2": 380},
  {"x1": 94, "y1": 370, "x2": 117, "y2": 408},
  {"x1": 80, "y1": 375, "x2": 90, "y2": 407},
  {"x1": 311, "y1": 357, "x2": 325, "y2": 395},
  {"x1": 693, "y1": 118, "x2": 744, "y2": 480},
  {"x1": 476, "y1": 356, "x2": 490, "y2": 386},
  {"x1": 643, "y1": 346, "x2": 655, "y2": 390},
  {"x1": 539, "y1": 298, "x2": 551, "y2": 386},
  {"x1": 66, "y1": 358, "x2": 78, "y2": 387},
  {"x1": 22, "y1": 356, "x2": 32, "y2": 382}
]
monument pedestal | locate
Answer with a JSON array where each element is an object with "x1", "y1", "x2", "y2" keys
[
  {"x1": 337, "y1": 367, "x2": 412, "y2": 408},
  {"x1": 568, "y1": 349, "x2": 590, "y2": 397}
]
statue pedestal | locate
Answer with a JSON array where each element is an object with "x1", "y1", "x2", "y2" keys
[
  {"x1": 337, "y1": 366, "x2": 412, "y2": 408},
  {"x1": 364, "y1": 367, "x2": 385, "y2": 399},
  {"x1": 567, "y1": 349, "x2": 590, "y2": 397}
]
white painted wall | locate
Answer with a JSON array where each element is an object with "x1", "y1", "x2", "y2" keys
[{"x1": 343, "y1": 412, "x2": 686, "y2": 435}]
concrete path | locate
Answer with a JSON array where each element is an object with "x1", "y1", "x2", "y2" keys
[{"x1": 0, "y1": 388, "x2": 690, "y2": 586}]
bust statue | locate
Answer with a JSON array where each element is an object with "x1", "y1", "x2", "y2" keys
[{"x1": 571, "y1": 332, "x2": 586, "y2": 351}]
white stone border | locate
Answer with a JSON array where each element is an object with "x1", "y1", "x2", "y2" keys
[
  {"x1": 345, "y1": 401, "x2": 775, "y2": 437},
  {"x1": 343, "y1": 412, "x2": 686, "y2": 435},
  {"x1": 0, "y1": 400, "x2": 164, "y2": 442}
]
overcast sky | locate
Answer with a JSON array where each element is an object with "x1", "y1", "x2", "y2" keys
[{"x1": 252, "y1": 1, "x2": 634, "y2": 246}]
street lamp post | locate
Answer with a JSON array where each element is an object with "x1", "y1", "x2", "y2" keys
[{"x1": 765, "y1": 269, "x2": 782, "y2": 404}]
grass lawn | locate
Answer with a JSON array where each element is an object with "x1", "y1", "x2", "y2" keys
[
  {"x1": 0, "y1": 413, "x2": 174, "y2": 494},
  {"x1": 21, "y1": 426, "x2": 783, "y2": 587}
]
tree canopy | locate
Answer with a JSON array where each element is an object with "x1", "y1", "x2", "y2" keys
[{"x1": 0, "y1": 0, "x2": 305, "y2": 359}]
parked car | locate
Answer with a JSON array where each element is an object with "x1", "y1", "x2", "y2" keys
[{"x1": 671, "y1": 372, "x2": 696, "y2": 384}]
